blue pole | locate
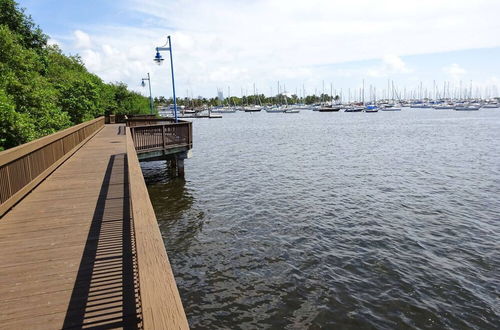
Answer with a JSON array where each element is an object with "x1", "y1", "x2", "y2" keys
[
  {"x1": 168, "y1": 36, "x2": 178, "y2": 122},
  {"x1": 147, "y1": 73, "x2": 153, "y2": 115}
]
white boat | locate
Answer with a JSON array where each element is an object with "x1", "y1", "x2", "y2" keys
[
  {"x1": 410, "y1": 103, "x2": 429, "y2": 108},
  {"x1": 265, "y1": 107, "x2": 284, "y2": 113},
  {"x1": 344, "y1": 106, "x2": 364, "y2": 112},
  {"x1": 284, "y1": 108, "x2": 300, "y2": 113},
  {"x1": 211, "y1": 107, "x2": 236, "y2": 113},
  {"x1": 481, "y1": 104, "x2": 499, "y2": 108},
  {"x1": 455, "y1": 105, "x2": 480, "y2": 111},
  {"x1": 381, "y1": 104, "x2": 402, "y2": 111},
  {"x1": 433, "y1": 104, "x2": 454, "y2": 110}
]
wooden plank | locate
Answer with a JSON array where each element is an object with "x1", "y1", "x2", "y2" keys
[
  {"x1": 0, "y1": 117, "x2": 105, "y2": 217},
  {"x1": 126, "y1": 127, "x2": 189, "y2": 329},
  {"x1": 0, "y1": 125, "x2": 140, "y2": 329},
  {"x1": 0, "y1": 123, "x2": 188, "y2": 329}
]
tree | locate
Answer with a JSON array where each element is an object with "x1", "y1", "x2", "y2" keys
[
  {"x1": 0, "y1": 0, "x2": 47, "y2": 50},
  {"x1": 0, "y1": 0, "x2": 152, "y2": 150}
]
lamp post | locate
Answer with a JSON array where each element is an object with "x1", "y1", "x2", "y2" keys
[
  {"x1": 154, "y1": 35, "x2": 178, "y2": 122},
  {"x1": 141, "y1": 73, "x2": 154, "y2": 114}
]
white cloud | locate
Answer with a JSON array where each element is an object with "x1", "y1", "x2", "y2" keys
[
  {"x1": 367, "y1": 55, "x2": 413, "y2": 77},
  {"x1": 443, "y1": 63, "x2": 466, "y2": 80},
  {"x1": 73, "y1": 30, "x2": 92, "y2": 49},
  {"x1": 59, "y1": 0, "x2": 500, "y2": 97},
  {"x1": 382, "y1": 55, "x2": 412, "y2": 74}
]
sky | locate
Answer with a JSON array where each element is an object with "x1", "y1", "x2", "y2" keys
[{"x1": 18, "y1": 0, "x2": 500, "y2": 99}]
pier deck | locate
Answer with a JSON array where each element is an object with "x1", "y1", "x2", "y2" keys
[{"x1": 0, "y1": 124, "x2": 189, "y2": 329}]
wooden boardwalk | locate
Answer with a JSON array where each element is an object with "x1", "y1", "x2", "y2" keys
[{"x1": 0, "y1": 124, "x2": 188, "y2": 329}]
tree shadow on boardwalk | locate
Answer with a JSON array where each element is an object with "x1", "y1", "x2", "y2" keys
[{"x1": 63, "y1": 154, "x2": 140, "y2": 329}]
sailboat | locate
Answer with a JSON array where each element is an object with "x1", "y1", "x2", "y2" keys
[
  {"x1": 482, "y1": 103, "x2": 499, "y2": 108},
  {"x1": 245, "y1": 83, "x2": 263, "y2": 112},
  {"x1": 265, "y1": 105, "x2": 284, "y2": 113},
  {"x1": 365, "y1": 105, "x2": 379, "y2": 113},
  {"x1": 454, "y1": 104, "x2": 480, "y2": 111},
  {"x1": 344, "y1": 105, "x2": 364, "y2": 112},
  {"x1": 364, "y1": 85, "x2": 378, "y2": 112},
  {"x1": 381, "y1": 82, "x2": 401, "y2": 111}
]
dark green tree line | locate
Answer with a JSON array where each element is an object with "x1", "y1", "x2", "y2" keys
[{"x1": 0, "y1": 0, "x2": 150, "y2": 150}]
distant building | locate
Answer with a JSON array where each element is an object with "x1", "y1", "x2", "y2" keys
[{"x1": 217, "y1": 89, "x2": 224, "y2": 101}]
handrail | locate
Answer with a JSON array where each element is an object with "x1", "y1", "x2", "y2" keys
[
  {"x1": 0, "y1": 117, "x2": 105, "y2": 217},
  {"x1": 125, "y1": 127, "x2": 189, "y2": 329},
  {"x1": 126, "y1": 118, "x2": 178, "y2": 127},
  {"x1": 130, "y1": 121, "x2": 192, "y2": 153}
]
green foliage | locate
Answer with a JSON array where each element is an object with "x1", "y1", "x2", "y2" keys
[
  {"x1": 155, "y1": 92, "x2": 338, "y2": 108},
  {"x1": 0, "y1": 0, "x2": 47, "y2": 50},
  {"x1": 0, "y1": 0, "x2": 151, "y2": 150},
  {"x1": 0, "y1": 88, "x2": 35, "y2": 150},
  {"x1": 109, "y1": 83, "x2": 151, "y2": 115}
]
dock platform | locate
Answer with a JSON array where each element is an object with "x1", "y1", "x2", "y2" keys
[{"x1": 0, "y1": 121, "x2": 190, "y2": 329}]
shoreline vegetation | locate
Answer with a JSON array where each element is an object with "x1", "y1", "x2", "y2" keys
[{"x1": 0, "y1": 0, "x2": 152, "y2": 151}]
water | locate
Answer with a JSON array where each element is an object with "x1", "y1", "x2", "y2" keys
[{"x1": 141, "y1": 108, "x2": 500, "y2": 329}]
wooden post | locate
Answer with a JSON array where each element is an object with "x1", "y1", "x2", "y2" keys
[
  {"x1": 162, "y1": 125, "x2": 166, "y2": 149},
  {"x1": 176, "y1": 157, "x2": 185, "y2": 178}
]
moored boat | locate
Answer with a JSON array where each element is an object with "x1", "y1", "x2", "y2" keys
[
  {"x1": 381, "y1": 104, "x2": 402, "y2": 111},
  {"x1": 344, "y1": 106, "x2": 364, "y2": 112},
  {"x1": 265, "y1": 107, "x2": 284, "y2": 113},
  {"x1": 481, "y1": 103, "x2": 499, "y2": 108},
  {"x1": 318, "y1": 105, "x2": 341, "y2": 112},
  {"x1": 455, "y1": 104, "x2": 480, "y2": 111},
  {"x1": 433, "y1": 104, "x2": 454, "y2": 110},
  {"x1": 244, "y1": 106, "x2": 262, "y2": 112}
]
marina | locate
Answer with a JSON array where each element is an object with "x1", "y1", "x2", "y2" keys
[{"x1": 2, "y1": 0, "x2": 499, "y2": 329}]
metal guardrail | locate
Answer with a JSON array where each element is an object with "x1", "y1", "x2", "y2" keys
[
  {"x1": 0, "y1": 117, "x2": 105, "y2": 217},
  {"x1": 129, "y1": 121, "x2": 192, "y2": 153},
  {"x1": 125, "y1": 127, "x2": 189, "y2": 329}
]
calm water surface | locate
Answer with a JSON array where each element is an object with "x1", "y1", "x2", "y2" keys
[{"x1": 141, "y1": 108, "x2": 500, "y2": 329}]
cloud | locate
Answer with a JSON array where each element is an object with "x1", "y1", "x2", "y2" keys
[
  {"x1": 73, "y1": 30, "x2": 92, "y2": 49},
  {"x1": 57, "y1": 0, "x2": 500, "y2": 96},
  {"x1": 367, "y1": 55, "x2": 412, "y2": 77},
  {"x1": 442, "y1": 63, "x2": 466, "y2": 80},
  {"x1": 382, "y1": 55, "x2": 412, "y2": 74}
]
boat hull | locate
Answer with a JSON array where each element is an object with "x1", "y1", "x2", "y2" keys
[{"x1": 318, "y1": 108, "x2": 340, "y2": 112}]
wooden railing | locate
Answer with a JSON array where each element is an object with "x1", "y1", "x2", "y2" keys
[
  {"x1": 0, "y1": 117, "x2": 105, "y2": 217},
  {"x1": 126, "y1": 117, "x2": 176, "y2": 127},
  {"x1": 130, "y1": 121, "x2": 192, "y2": 153},
  {"x1": 125, "y1": 127, "x2": 189, "y2": 329}
]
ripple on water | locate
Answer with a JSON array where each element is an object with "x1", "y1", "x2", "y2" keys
[{"x1": 143, "y1": 109, "x2": 500, "y2": 329}]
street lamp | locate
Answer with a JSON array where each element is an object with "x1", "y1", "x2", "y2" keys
[
  {"x1": 154, "y1": 35, "x2": 178, "y2": 122},
  {"x1": 141, "y1": 73, "x2": 154, "y2": 115}
]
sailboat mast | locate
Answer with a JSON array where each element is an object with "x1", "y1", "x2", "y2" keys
[
  {"x1": 362, "y1": 79, "x2": 365, "y2": 105},
  {"x1": 330, "y1": 83, "x2": 333, "y2": 105}
]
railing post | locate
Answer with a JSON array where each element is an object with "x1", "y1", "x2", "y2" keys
[
  {"x1": 188, "y1": 122, "x2": 192, "y2": 147},
  {"x1": 130, "y1": 127, "x2": 135, "y2": 147},
  {"x1": 162, "y1": 125, "x2": 166, "y2": 149}
]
